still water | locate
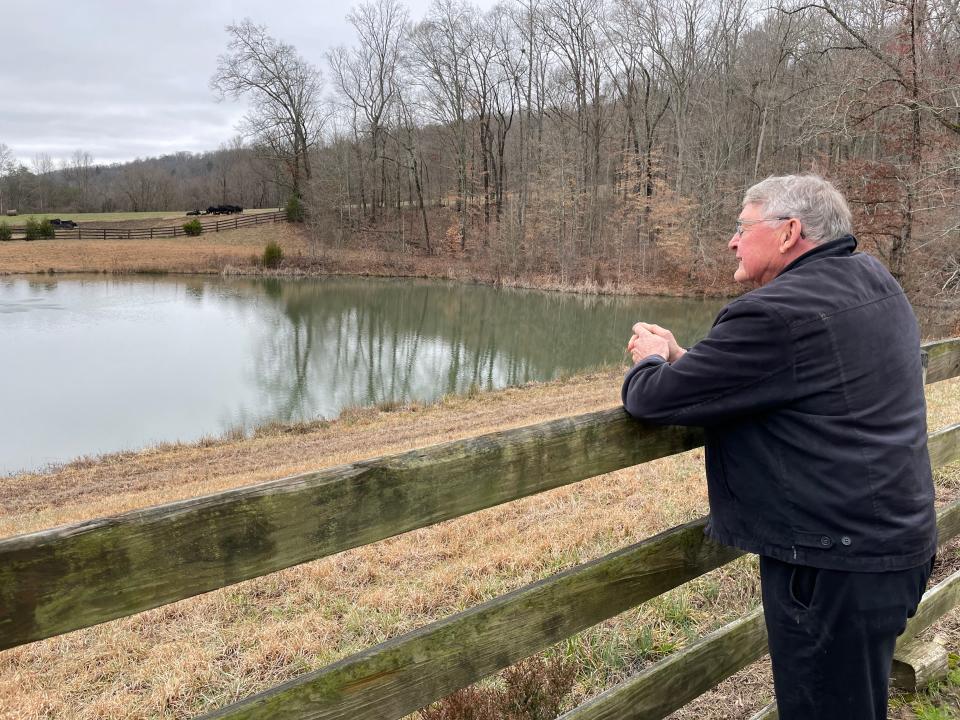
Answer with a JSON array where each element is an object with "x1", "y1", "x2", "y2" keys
[{"x1": 0, "y1": 275, "x2": 725, "y2": 475}]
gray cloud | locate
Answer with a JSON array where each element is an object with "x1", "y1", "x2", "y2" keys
[{"x1": 2, "y1": 0, "x2": 477, "y2": 166}]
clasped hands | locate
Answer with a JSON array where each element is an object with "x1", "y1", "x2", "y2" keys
[{"x1": 626, "y1": 322, "x2": 686, "y2": 365}]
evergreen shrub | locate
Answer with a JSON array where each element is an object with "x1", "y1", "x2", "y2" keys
[
  {"x1": 262, "y1": 240, "x2": 284, "y2": 268},
  {"x1": 285, "y1": 195, "x2": 305, "y2": 223},
  {"x1": 24, "y1": 217, "x2": 41, "y2": 241}
]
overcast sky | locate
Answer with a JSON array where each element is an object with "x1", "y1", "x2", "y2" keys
[{"x1": 2, "y1": 0, "x2": 495, "y2": 167}]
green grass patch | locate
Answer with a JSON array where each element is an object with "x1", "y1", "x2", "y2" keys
[{"x1": 891, "y1": 652, "x2": 960, "y2": 718}]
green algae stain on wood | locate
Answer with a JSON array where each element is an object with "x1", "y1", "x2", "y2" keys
[
  {"x1": 0, "y1": 408, "x2": 703, "y2": 651},
  {"x1": 924, "y1": 338, "x2": 960, "y2": 384},
  {"x1": 201, "y1": 520, "x2": 743, "y2": 720}
]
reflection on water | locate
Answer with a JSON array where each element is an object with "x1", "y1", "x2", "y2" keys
[
  {"x1": 0, "y1": 275, "x2": 727, "y2": 474},
  {"x1": 249, "y1": 277, "x2": 725, "y2": 422}
]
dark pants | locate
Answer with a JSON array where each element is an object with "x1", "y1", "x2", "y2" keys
[{"x1": 759, "y1": 555, "x2": 933, "y2": 719}]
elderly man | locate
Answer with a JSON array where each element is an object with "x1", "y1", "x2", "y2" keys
[{"x1": 622, "y1": 175, "x2": 936, "y2": 719}]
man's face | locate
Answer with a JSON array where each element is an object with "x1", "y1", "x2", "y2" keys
[{"x1": 728, "y1": 203, "x2": 788, "y2": 287}]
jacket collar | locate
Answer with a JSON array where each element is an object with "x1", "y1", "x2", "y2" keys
[{"x1": 777, "y1": 235, "x2": 858, "y2": 278}]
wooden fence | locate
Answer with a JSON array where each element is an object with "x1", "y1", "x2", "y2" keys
[
  {"x1": 7, "y1": 210, "x2": 287, "y2": 240},
  {"x1": 2, "y1": 337, "x2": 959, "y2": 719}
]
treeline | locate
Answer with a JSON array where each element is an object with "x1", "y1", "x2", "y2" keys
[
  {"x1": 0, "y1": 143, "x2": 284, "y2": 216},
  {"x1": 4, "y1": 0, "x2": 959, "y2": 295},
  {"x1": 299, "y1": 0, "x2": 958, "y2": 294}
]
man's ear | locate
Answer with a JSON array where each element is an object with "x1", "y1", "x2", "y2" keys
[{"x1": 780, "y1": 221, "x2": 800, "y2": 253}]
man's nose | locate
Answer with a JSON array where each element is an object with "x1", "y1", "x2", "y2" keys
[{"x1": 728, "y1": 235, "x2": 739, "y2": 251}]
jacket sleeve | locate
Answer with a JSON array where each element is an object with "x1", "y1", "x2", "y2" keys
[{"x1": 621, "y1": 299, "x2": 796, "y2": 426}]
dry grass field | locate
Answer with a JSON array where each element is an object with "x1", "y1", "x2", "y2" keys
[
  {"x1": 0, "y1": 219, "x2": 721, "y2": 299},
  {"x1": 0, "y1": 209, "x2": 281, "y2": 226},
  {"x1": 0, "y1": 223, "x2": 309, "y2": 276},
  {"x1": 1, "y1": 368, "x2": 958, "y2": 719}
]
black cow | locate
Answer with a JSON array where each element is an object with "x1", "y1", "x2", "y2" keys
[{"x1": 205, "y1": 204, "x2": 245, "y2": 215}]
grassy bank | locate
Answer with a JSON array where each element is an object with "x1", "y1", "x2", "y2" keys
[
  {"x1": 0, "y1": 222, "x2": 728, "y2": 298},
  {"x1": 1, "y1": 369, "x2": 958, "y2": 719}
]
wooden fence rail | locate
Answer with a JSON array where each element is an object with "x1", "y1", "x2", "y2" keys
[
  {"x1": 558, "y1": 501, "x2": 960, "y2": 720},
  {"x1": 8, "y1": 210, "x2": 287, "y2": 240},
  {"x1": 206, "y1": 424, "x2": 960, "y2": 720},
  {"x1": 2, "y1": 337, "x2": 959, "y2": 719}
]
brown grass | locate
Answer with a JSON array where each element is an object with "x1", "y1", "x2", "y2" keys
[
  {"x1": 0, "y1": 372, "x2": 958, "y2": 719},
  {"x1": 0, "y1": 222, "x2": 721, "y2": 299},
  {"x1": 0, "y1": 223, "x2": 309, "y2": 276}
]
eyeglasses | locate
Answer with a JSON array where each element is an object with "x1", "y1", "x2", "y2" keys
[{"x1": 734, "y1": 216, "x2": 792, "y2": 237}]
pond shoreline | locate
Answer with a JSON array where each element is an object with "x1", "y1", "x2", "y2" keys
[
  {"x1": 1, "y1": 274, "x2": 729, "y2": 476},
  {"x1": 0, "y1": 367, "x2": 627, "y2": 520},
  {"x1": 0, "y1": 223, "x2": 736, "y2": 300}
]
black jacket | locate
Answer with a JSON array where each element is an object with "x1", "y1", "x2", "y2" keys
[{"x1": 622, "y1": 236, "x2": 936, "y2": 571}]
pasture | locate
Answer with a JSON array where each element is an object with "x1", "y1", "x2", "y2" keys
[
  {"x1": 0, "y1": 222, "x2": 307, "y2": 275},
  {"x1": 0, "y1": 208, "x2": 281, "y2": 225}
]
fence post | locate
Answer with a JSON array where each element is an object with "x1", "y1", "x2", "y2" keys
[
  {"x1": 150, "y1": 228, "x2": 153, "y2": 239},
  {"x1": 234, "y1": 218, "x2": 238, "y2": 229},
  {"x1": 102, "y1": 229, "x2": 106, "y2": 240},
  {"x1": 216, "y1": 220, "x2": 220, "y2": 232}
]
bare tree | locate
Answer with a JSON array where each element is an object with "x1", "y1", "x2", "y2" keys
[
  {"x1": 0, "y1": 143, "x2": 13, "y2": 214},
  {"x1": 411, "y1": 0, "x2": 474, "y2": 250},
  {"x1": 31, "y1": 153, "x2": 55, "y2": 212},
  {"x1": 640, "y1": 0, "x2": 720, "y2": 195},
  {"x1": 329, "y1": 0, "x2": 408, "y2": 224},
  {"x1": 488, "y1": 5, "x2": 522, "y2": 221},
  {"x1": 784, "y1": 0, "x2": 960, "y2": 285},
  {"x1": 211, "y1": 19, "x2": 326, "y2": 198},
  {"x1": 66, "y1": 150, "x2": 94, "y2": 212},
  {"x1": 388, "y1": 82, "x2": 434, "y2": 253},
  {"x1": 120, "y1": 160, "x2": 173, "y2": 211}
]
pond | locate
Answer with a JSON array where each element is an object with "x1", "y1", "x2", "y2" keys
[{"x1": 0, "y1": 275, "x2": 728, "y2": 474}]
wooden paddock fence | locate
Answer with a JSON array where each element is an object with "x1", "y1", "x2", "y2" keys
[
  {"x1": 2, "y1": 337, "x2": 959, "y2": 719},
  {"x1": 7, "y1": 210, "x2": 287, "y2": 241}
]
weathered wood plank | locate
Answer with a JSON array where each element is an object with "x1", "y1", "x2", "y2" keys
[
  {"x1": 556, "y1": 607, "x2": 768, "y2": 720},
  {"x1": 199, "y1": 521, "x2": 743, "y2": 719},
  {"x1": 554, "y1": 502, "x2": 960, "y2": 720},
  {"x1": 896, "y1": 568, "x2": 960, "y2": 651},
  {"x1": 201, "y1": 496, "x2": 960, "y2": 720},
  {"x1": 891, "y1": 640, "x2": 949, "y2": 692},
  {"x1": 748, "y1": 702, "x2": 779, "y2": 720},
  {"x1": 924, "y1": 337, "x2": 960, "y2": 385},
  {"x1": 2, "y1": 339, "x2": 955, "y2": 652},
  {"x1": 0, "y1": 411, "x2": 704, "y2": 651},
  {"x1": 929, "y1": 423, "x2": 960, "y2": 470},
  {"x1": 935, "y1": 497, "x2": 960, "y2": 548}
]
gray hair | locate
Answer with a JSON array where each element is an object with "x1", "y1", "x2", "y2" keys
[{"x1": 743, "y1": 174, "x2": 853, "y2": 244}]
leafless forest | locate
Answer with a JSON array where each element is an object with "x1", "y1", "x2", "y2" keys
[{"x1": 3, "y1": 0, "x2": 959, "y2": 295}]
